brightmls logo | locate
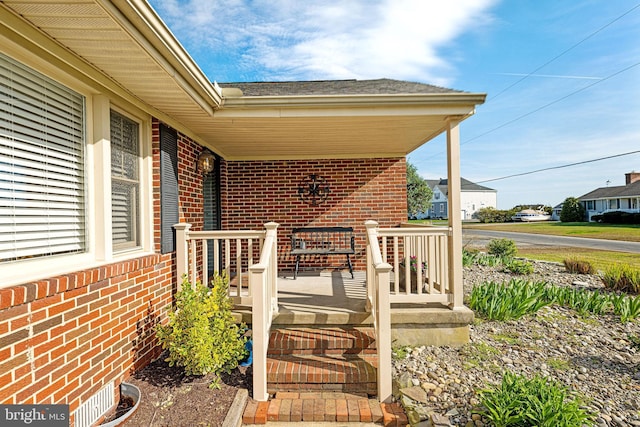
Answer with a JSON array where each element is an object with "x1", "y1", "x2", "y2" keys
[{"x1": 0, "y1": 405, "x2": 69, "y2": 426}]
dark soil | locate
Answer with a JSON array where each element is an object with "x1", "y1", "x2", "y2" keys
[{"x1": 117, "y1": 354, "x2": 252, "y2": 427}]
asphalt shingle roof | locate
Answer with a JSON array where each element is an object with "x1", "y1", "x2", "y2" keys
[
  {"x1": 218, "y1": 78, "x2": 464, "y2": 96},
  {"x1": 579, "y1": 181, "x2": 640, "y2": 200},
  {"x1": 427, "y1": 177, "x2": 496, "y2": 195}
]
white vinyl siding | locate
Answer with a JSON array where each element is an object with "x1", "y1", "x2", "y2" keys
[
  {"x1": 110, "y1": 110, "x2": 140, "y2": 251},
  {"x1": 0, "y1": 52, "x2": 85, "y2": 262}
]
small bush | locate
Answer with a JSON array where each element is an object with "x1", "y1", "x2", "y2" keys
[
  {"x1": 475, "y1": 371, "x2": 595, "y2": 427},
  {"x1": 463, "y1": 249, "x2": 509, "y2": 267},
  {"x1": 470, "y1": 279, "x2": 550, "y2": 321},
  {"x1": 601, "y1": 264, "x2": 640, "y2": 294},
  {"x1": 156, "y1": 274, "x2": 247, "y2": 387},
  {"x1": 504, "y1": 259, "x2": 534, "y2": 275},
  {"x1": 474, "y1": 207, "x2": 516, "y2": 223},
  {"x1": 594, "y1": 211, "x2": 640, "y2": 224},
  {"x1": 487, "y1": 238, "x2": 517, "y2": 258},
  {"x1": 462, "y1": 249, "x2": 479, "y2": 267},
  {"x1": 611, "y1": 294, "x2": 640, "y2": 323},
  {"x1": 563, "y1": 258, "x2": 596, "y2": 275}
]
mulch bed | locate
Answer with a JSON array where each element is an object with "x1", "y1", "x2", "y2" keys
[{"x1": 116, "y1": 354, "x2": 252, "y2": 427}]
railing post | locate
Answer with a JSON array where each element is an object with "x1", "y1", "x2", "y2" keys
[
  {"x1": 365, "y1": 220, "x2": 379, "y2": 310},
  {"x1": 174, "y1": 223, "x2": 191, "y2": 292},
  {"x1": 376, "y1": 264, "x2": 393, "y2": 403},
  {"x1": 264, "y1": 222, "x2": 279, "y2": 312},
  {"x1": 250, "y1": 265, "x2": 269, "y2": 402}
]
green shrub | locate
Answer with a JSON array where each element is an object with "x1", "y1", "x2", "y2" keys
[
  {"x1": 504, "y1": 259, "x2": 534, "y2": 275},
  {"x1": 475, "y1": 371, "x2": 594, "y2": 427},
  {"x1": 462, "y1": 249, "x2": 479, "y2": 267},
  {"x1": 474, "y1": 207, "x2": 517, "y2": 223},
  {"x1": 470, "y1": 280, "x2": 550, "y2": 321},
  {"x1": 156, "y1": 274, "x2": 247, "y2": 387},
  {"x1": 611, "y1": 294, "x2": 640, "y2": 323},
  {"x1": 601, "y1": 264, "x2": 640, "y2": 294},
  {"x1": 487, "y1": 238, "x2": 517, "y2": 258},
  {"x1": 563, "y1": 258, "x2": 596, "y2": 275},
  {"x1": 463, "y1": 249, "x2": 509, "y2": 267},
  {"x1": 559, "y1": 197, "x2": 586, "y2": 222}
]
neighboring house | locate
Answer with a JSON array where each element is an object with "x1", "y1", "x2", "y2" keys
[
  {"x1": 0, "y1": 0, "x2": 485, "y2": 422},
  {"x1": 551, "y1": 203, "x2": 563, "y2": 221},
  {"x1": 578, "y1": 172, "x2": 640, "y2": 221},
  {"x1": 426, "y1": 178, "x2": 497, "y2": 220}
]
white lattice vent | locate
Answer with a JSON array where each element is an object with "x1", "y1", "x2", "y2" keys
[{"x1": 73, "y1": 382, "x2": 115, "y2": 427}]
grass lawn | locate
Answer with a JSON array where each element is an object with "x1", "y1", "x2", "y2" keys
[
  {"x1": 408, "y1": 219, "x2": 640, "y2": 270},
  {"x1": 462, "y1": 221, "x2": 640, "y2": 242},
  {"x1": 515, "y1": 247, "x2": 640, "y2": 271}
]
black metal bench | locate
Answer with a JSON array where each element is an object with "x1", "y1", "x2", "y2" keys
[{"x1": 290, "y1": 226, "x2": 355, "y2": 279}]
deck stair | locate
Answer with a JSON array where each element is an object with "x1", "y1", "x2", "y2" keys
[{"x1": 242, "y1": 326, "x2": 407, "y2": 425}]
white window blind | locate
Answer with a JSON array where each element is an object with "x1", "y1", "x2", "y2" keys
[
  {"x1": 110, "y1": 111, "x2": 139, "y2": 250},
  {"x1": 0, "y1": 53, "x2": 86, "y2": 263}
]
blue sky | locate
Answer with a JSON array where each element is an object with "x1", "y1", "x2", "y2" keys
[{"x1": 148, "y1": 0, "x2": 640, "y2": 209}]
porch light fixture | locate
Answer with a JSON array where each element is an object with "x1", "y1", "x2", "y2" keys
[
  {"x1": 196, "y1": 149, "x2": 215, "y2": 175},
  {"x1": 298, "y1": 174, "x2": 330, "y2": 206}
]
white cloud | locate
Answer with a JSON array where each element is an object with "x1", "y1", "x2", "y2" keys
[{"x1": 150, "y1": 0, "x2": 497, "y2": 83}]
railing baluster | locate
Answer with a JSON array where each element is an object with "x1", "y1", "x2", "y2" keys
[
  {"x1": 236, "y1": 238, "x2": 242, "y2": 293},
  {"x1": 224, "y1": 239, "x2": 231, "y2": 277},
  {"x1": 203, "y1": 239, "x2": 209, "y2": 285},
  {"x1": 189, "y1": 240, "x2": 197, "y2": 286}
]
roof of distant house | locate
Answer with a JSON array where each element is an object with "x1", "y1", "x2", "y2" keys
[
  {"x1": 426, "y1": 177, "x2": 496, "y2": 195},
  {"x1": 218, "y1": 78, "x2": 464, "y2": 96},
  {"x1": 578, "y1": 180, "x2": 640, "y2": 200}
]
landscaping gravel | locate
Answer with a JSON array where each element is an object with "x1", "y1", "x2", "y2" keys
[{"x1": 393, "y1": 261, "x2": 640, "y2": 427}]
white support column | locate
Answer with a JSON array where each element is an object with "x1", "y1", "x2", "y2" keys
[
  {"x1": 174, "y1": 223, "x2": 191, "y2": 292},
  {"x1": 446, "y1": 120, "x2": 464, "y2": 309}
]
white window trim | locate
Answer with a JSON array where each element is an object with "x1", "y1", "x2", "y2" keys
[{"x1": 0, "y1": 60, "x2": 154, "y2": 289}]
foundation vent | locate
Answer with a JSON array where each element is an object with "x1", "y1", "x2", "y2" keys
[{"x1": 73, "y1": 382, "x2": 115, "y2": 427}]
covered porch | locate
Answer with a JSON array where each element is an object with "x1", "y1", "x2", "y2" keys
[{"x1": 174, "y1": 215, "x2": 474, "y2": 404}]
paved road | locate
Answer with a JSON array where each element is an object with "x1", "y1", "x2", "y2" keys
[{"x1": 462, "y1": 229, "x2": 640, "y2": 253}]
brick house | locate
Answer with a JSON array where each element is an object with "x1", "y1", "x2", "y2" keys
[{"x1": 0, "y1": 1, "x2": 485, "y2": 424}]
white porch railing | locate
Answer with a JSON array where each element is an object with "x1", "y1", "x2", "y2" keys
[
  {"x1": 173, "y1": 222, "x2": 279, "y2": 402},
  {"x1": 365, "y1": 220, "x2": 463, "y2": 403},
  {"x1": 364, "y1": 221, "x2": 393, "y2": 403},
  {"x1": 380, "y1": 224, "x2": 452, "y2": 305},
  {"x1": 249, "y1": 222, "x2": 279, "y2": 401},
  {"x1": 174, "y1": 223, "x2": 267, "y2": 305}
]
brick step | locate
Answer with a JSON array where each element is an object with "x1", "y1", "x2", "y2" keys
[
  {"x1": 267, "y1": 354, "x2": 377, "y2": 395},
  {"x1": 242, "y1": 392, "x2": 408, "y2": 425},
  {"x1": 268, "y1": 327, "x2": 376, "y2": 356}
]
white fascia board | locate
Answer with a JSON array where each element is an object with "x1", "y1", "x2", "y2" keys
[
  {"x1": 104, "y1": 0, "x2": 222, "y2": 110},
  {"x1": 221, "y1": 92, "x2": 486, "y2": 109}
]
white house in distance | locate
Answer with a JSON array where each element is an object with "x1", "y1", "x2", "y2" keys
[
  {"x1": 578, "y1": 171, "x2": 640, "y2": 221},
  {"x1": 426, "y1": 177, "x2": 497, "y2": 220}
]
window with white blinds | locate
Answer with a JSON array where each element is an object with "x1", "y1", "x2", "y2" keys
[
  {"x1": 0, "y1": 53, "x2": 86, "y2": 263},
  {"x1": 110, "y1": 110, "x2": 140, "y2": 250}
]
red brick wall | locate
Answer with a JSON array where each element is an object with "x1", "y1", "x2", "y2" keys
[
  {"x1": 0, "y1": 120, "x2": 204, "y2": 425},
  {"x1": 221, "y1": 158, "x2": 407, "y2": 272}
]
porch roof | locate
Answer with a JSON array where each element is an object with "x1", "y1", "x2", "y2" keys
[{"x1": 1, "y1": 0, "x2": 486, "y2": 160}]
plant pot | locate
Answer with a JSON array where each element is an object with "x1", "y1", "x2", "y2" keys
[
  {"x1": 239, "y1": 339, "x2": 253, "y2": 367},
  {"x1": 398, "y1": 268, "x2": 427, "y2": 293},
  {"x1": 101, "y1": 383, "x2": 140, "y2": 427}
]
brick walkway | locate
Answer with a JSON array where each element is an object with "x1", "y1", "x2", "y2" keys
[{"x1": 242, "y1": 392, "x2": 408, "y2": 426}]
